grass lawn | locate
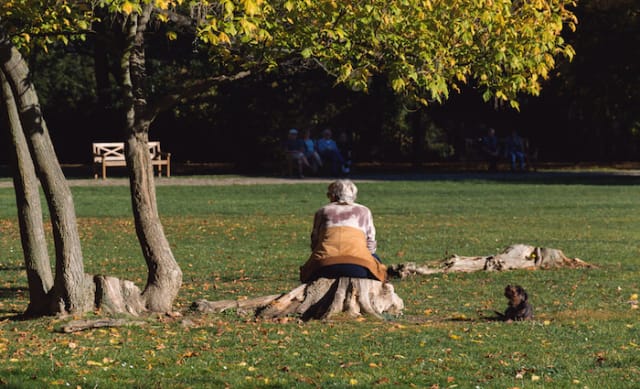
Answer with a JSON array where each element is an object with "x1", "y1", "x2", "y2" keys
[{"x1": 0, "y1": 174, "x2": 639, "y2": 388}]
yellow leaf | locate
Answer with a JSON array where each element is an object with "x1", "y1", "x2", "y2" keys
[
  {"x1": 86, "y1": 360, "x2": 103, "y2": 366},
  {"x1": 155, "y1": 0, "x2": 169, "y2": 9},
  {"x1": 244, "y1": 0, "x2": 261, "y2": 15},
  {"x1": 284, "y1": 0, "x2": 294, "y2": 11},
  {"x1": 122, "y1": 1, "x2": 134, "y2": 15},
  {"x1": 349, "y1": 379, "x2": 358, "y2": 385},
  {"x1": 167, "y1": 31, "x2": 177, "y2": 41},
  {"x1": 391, "y1": 78, "x2": 405, "y2": 92},
  {"x1": 218, "y1": 32, "x2": 231, "y2": 44}
]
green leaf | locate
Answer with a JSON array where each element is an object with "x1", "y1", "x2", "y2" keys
[{"x1": 301, "y1": 48, "x2": 313, "y2": 59}]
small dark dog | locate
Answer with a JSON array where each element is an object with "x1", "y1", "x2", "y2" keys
[{"x1": 497, "y1": 284, "x2": 534, "y2": 322}]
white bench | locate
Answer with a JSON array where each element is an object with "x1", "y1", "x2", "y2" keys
[{"x1": 92, "y1": 141, "x2": 171, "y2": 179}]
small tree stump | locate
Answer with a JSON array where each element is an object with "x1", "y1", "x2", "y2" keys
[
  {"x1": 94, "y1": 275, "x2": 146, "y2": 316},
  {"x1": 192, "y1": 278, "x2": 404, "y2": 321}
]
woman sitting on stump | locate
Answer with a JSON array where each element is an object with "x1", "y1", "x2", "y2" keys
[{"x1": 300, "y1": 179, "x2": 387, "y2": 283}]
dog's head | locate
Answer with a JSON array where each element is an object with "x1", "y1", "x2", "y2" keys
[{"x1": 504, "y1": 284, "x2": 528, "y2": 306}]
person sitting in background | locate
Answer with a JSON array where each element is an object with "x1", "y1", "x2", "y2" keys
[
  {"x1": 479, "y1": 127, "x2": 500, "y2": 171},
  {"x1": 300, "y1": 179, "x2": 387, "y2": 283},
  {"x1": 316, "y1": 128, "x2": 347, "y2": 176},
  {"x1": 285, "y1": 128, "x2": 309, "y2": 178},
  {"x1": 302, "y1": 128, "x2": 323, "y2": 174},
  {"x1": 336, "y1": 131, "x2": 353, "y2": 174},
  {"x1": 505, "y1": 129, "x2": 526, "y2": 171}
]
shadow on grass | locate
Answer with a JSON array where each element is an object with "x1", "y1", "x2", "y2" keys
[
  {"x1": 2, "y1": 163, "x2": 639, "y2": 185},
  {"x1": 355, "y1": 171, "x2": 640, "y2": 186},
  {"x1": 0, "y1": 286, "x2": 28, "y2": 319}
]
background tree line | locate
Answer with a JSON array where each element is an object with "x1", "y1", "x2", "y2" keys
[{"x1": 1, "y1": 0, "x2": 637, "y2": 171}]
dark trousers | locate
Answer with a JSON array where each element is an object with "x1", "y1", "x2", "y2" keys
[{"x1": 309, "y1": 254, "x2": 382, "y2": 281}]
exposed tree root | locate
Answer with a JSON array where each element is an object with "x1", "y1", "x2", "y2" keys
[
  {"x1": 192, "y1": 278, "x2": 404, "y2": 321},
  {"x1": 58, "y1": 318, "x2": 146, "y2": 333},
  {"x1": 387, "y1": 244, "x2": 593, "y2": 279}
]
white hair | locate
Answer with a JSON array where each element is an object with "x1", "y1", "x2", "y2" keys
[{"x1": 327, "y1": 179, "x2": 358, "y2": 205}]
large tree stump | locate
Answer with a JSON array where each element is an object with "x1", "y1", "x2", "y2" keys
[
  {"x1": 388, "y1": 244, "x2": 592, "y2": 278},
  {"x1": 192, "y1": 278, "x2": 404, "y2": 321}
]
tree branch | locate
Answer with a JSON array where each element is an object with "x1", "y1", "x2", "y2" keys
[{"x1": 148, "y1": 69, "x2": 252, "y2": 120}]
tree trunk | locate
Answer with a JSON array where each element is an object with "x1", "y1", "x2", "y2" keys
[
  {"x1": 0, "y1": 41, "x2": 90, "y2": 315},
  {"x1": 126, "y1": 133, "x2": 182, "y2": 312},
  {"x1": 0, "y1": 70, "x2": 54, "y2": 316},
  {"x1": 119, "y1": 8, "x2": 182, "y2": 312},
  {"x1": 193, "y1": 278, "x2": 404, "y2": 321}
]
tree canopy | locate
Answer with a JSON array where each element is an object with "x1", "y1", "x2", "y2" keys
[{"x1": 0, "y1": 0, "x2": 570, "y2": 108}]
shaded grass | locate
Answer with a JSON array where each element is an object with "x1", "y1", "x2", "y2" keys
[{"x1": 0, "y1": 177, "x2": 639, "y2": 388}]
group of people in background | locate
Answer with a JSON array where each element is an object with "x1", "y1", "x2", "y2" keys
[
  {"x1": 285, "y1": 128, "x2": 352, "y2": 178},
  {"x1": 479, "y1": 127, "x2": 528, "y2": 172}
]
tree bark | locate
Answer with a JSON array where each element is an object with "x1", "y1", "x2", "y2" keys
[
  {"x1": 0, "y1": 69, "x2": 54, "y2": 316},
  {"x1": 0, "y1": 41, "x2": 90, "y2": 315},
  {"x1": 119, "y1": 7, "x2": 182, "y2": 312}
]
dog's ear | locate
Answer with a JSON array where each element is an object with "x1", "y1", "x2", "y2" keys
[{"x1": 516, "y1": 285, "x2": 528, "y2": 301}]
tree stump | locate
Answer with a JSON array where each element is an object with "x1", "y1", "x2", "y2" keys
[
  {"x1": 192, "y1": 278, "x2": 404, "y2": 321},
  {"x1": 387, "y1": 244, "x2": 592, "y2": 278},
  {"x1": 94, "y1": 275, "x2": 146, "y2": 316}
]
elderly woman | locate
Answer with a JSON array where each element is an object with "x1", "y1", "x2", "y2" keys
[{"x1": 300, "y1": 180, "x2": 387, "y2": 283}]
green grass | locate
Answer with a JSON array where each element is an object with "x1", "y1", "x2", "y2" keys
[{"x1": 1, "y1": 176, "x2": 640, "y2": 388}]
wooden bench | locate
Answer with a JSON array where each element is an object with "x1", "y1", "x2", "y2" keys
[{"x1": 92, "y1": 141, "x2": 171, "y2": 179}]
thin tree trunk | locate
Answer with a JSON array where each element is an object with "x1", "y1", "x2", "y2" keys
[
  {"x1": 120, "y1": 7, "x2": 182, "y2": 312},
  {"x1": 0, "y1": 41, "x2": 90, "y2": 315},
  {"x1": 126, "y1": 133, "x2": 182, "y2": 312},
  {"x1": 0, "y1": 70, "x2": 53, "y2": 316}
]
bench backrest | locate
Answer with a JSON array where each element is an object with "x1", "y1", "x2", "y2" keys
[
  {"x1": 93, "y1": 141, "x2": 163, "y2": 161},
  {"x1": 93, "y1": 142, "x2": 125, "y2": 162},
  {"x1": 147, "y1": 141, "x2": 162, "y2": 159}
]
